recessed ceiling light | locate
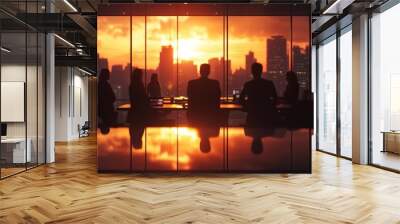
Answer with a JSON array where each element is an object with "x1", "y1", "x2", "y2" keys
[
  {"x1": 1, "y1": 47, "x2": 11, "y2": 53},
  {"x1": 323, "y1": 0, "x2": 354, "y2": 15},
  {"x1": 54, "y1": 34, "x2": 75, "y2": 48},
  {"x1": 63, "y1": 0, "x2": 78, "y2": 12},
  {"x1": 78, "y1": 67, "x2": 93, "y2": 76}
]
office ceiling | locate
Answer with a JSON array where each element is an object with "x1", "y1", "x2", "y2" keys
[{"x1": 0, "y1": 0, "x2": 390, "y2": 73}]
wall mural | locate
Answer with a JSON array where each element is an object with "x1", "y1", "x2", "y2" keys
[{"x1": 97, "y1": 3, "x2": 312, "y2": 172}]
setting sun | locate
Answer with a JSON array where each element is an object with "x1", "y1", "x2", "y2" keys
[{"x1": 177, "y1": 39, "x2": 201, "y2": 61}]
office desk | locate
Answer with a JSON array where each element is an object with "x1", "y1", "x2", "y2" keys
[
  {"x1": 382, "y1": 131, "x2": 400, "y2": 154},
  {"x1": 1, "y1": 138, "x2": 31, "y2": 164}
]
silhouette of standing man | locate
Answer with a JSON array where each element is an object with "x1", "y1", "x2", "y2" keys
[
  {"x1": 239, "y1": 62, "x2": 277, "y2": 127},
  {"x1": 187, "y1": 63, "x2": 221, "y2": 126}
]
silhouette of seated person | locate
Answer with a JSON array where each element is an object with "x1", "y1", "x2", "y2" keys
[
  {"x1": 128, "y1": 69, "x2": 150, "y2": 149},
  {"x1": 196, "y1": 127, "x2": 220, "y2": 154},
  {"x1": 239, "y1": 62, "x2": 278, "y2": 127},
  {"x1": 147, "y1": 73, "x2": 162, "y2": 98},
  {"x1": 284, "y1": 71, "x2": 299, "y2": 106},
  {"x1": 244, "y1": 126, "x2": 276, "y2": 155},
  {"x1": 98, "y1": 68, "x2": 116, "y2": 134},
  {"x1": 187, "y1": 63, "x2": 221, "y2": 126}
]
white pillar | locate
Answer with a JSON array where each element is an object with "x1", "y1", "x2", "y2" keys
[
  {"x1": 46, "y1": 1, "x2": 55, "y2": 163},
  {"x1": 352, "y1": 14, "x2": 369, "y2": 164},
  {"x1": 46, "y1": 33, "x2": 55, "y2": 163}
]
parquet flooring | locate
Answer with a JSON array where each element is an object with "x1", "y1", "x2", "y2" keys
[{"x1": 1, "y1": 135, "x2": 400, "y2": 223}]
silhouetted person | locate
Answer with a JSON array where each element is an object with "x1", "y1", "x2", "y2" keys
[
  {"x1": 98, "y1": 69, "x2": 116, "y2": 134},
  {"x1": 130, "y1": 125, "x2": 145, "y2": 149},
  {"x1": 284, "y1": 71, "x2": 299, "y2": 105},
  {"x1": 197, "y1": 127, "x2": 220, "y2": 153},
  {"x1": 239, "y1": 62, "x2": 277, "y2": 127},
  {"x1": 147, "y1": 73, "x2": 161, "y2": 98},
  {"x1": 288, "y1": 90, "x2": 313, "y2": 129},
  {"x1": 251, "y1": 138, "x2": 263, "y2": 155},
  {"x1": 187, "y1": 63, "x2": 221, "y2": 126},
  {"x1": 244, "y1": 127, "x2": 275, "y2": 155},
  {"x1": 128, "y1": 69, "x2": 150, "y2": 149}
]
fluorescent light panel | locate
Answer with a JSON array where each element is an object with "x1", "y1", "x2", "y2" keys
[
  {"x1": 323, "y1": 0, "x2": 355, "y2": 15},
  {"x1": 78, "y1": 67, "x2": 93, "y2": 76},
  {"x1": 1, "y1": 47, "x2": 11, "y2": 53},
  {"x1": 63, "y1": 0, "x2": 78, "y2": 12},
  {"x1": 54, "y1": 34, "x2": 75, "y2": 48}
]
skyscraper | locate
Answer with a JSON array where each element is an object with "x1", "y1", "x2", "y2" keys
[
  {"x1": 158, "y1": 45, "x2": 174, "y2": 96},
  {"x1": 267, "y1": 36, "x2": 288, "y2": 74},
  {"x1": 267, "y1": 35, "x2": 289, "y2": 96},
  {"x1": 293, "y1": 45, "x2": 310, "y2": 97},
  {"x1": 178, "y1": 60, "x2": 197, "y2": 95},
  {"x1": 245, "y1": 51, "x2": 257, "y2": 76},
  {"x1": 98, "y1": 55, "x2": 109, "y2": 71},
  {"x1": 208, "y1": 57, "x2": 232, "y2": 87}
]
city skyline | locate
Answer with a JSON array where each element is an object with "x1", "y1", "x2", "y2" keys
[
  {"x1": 98, "y1": 16, "x2": 309, "y2": 71},
  {"x1": 98, "y1": 35, "x2": 309, "y2": 98},
  {"x1": 99, "y1": 37, "x2": 309, "y2": 77}
]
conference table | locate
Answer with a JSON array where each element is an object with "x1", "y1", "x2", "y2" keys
[
  {"x1": 116, "y1": 96, "x2": 293, "y2": 111},
  {"x1": 117, "y1": 102, "x2": 243, "y2": 111}
]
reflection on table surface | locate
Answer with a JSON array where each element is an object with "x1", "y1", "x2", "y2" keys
[{"x1": 98, "y1": 127, "x2": 310, "y2": 172}]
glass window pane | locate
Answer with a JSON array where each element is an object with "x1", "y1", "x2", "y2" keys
[
  {"x1": 227, "y1": 16, "x2": 293, "y2": 171},
  {"x1": 97, "y1": 16, "x2": 131, "y2": 171},
  {"x1": 177, "y1": 16, "x2": 224, "y2": 171},
  {"x1": 317, "y1": 37, "x2": 337, "y2": 154},
  {"x1": 339, "y1": 29, "x2": 352, "y2": 158},
  {"x1": 371, "y1": 4, "x2": 400, "y2": 171},
  {"x1": 130, "y1": 16, "x2": 146, "y2": 171},
  {"x1": 145, "y1": 16, "x2": 178, "y2": 171}
]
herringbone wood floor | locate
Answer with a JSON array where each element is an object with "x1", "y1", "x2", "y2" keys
[{"x1": 1, "y1": 136, "x2": 400, "y2": 224}]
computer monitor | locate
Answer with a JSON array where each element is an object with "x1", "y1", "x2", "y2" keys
[{"x1": 1, "y1": 123, "x2": 7, "y2": 137}]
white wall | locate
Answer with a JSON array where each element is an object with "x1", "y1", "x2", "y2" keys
[
  {"x1": 1, "y1": 65, "x2": 35, "y2": 138},
  {"x1": 55, "y1": 67, "x2": 89, "y2": 141}
]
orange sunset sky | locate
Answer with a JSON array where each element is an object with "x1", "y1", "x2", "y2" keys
[{"x1": 98, "y1": 16, "x2": 309, "y2": 72}]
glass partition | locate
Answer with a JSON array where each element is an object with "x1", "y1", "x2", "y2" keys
[
  {"x1": 0, "y1": 1, "x2": 46, "y2": 178},
  {"x1": 97, "y1": 4, "x2": 312, "y2": 173},
  {"x1": 38, "y1": 33, "x2": 46, "y2": 165},
  {"x1": 27, "y1": 30, "x2": 38, "y2": 169},
  {"x1": 1, "y1": 31, "x2": 27, "y2": 177}
]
